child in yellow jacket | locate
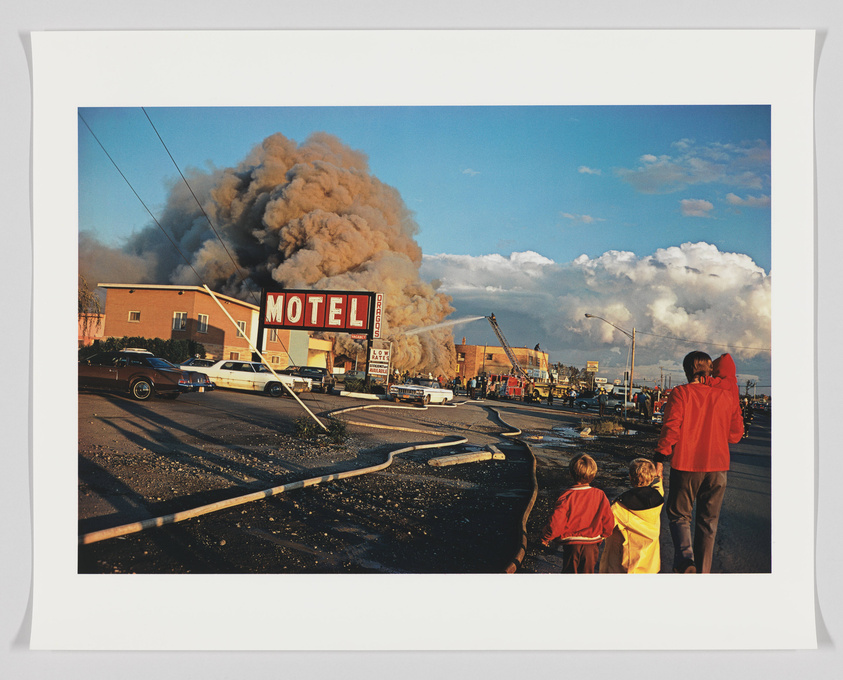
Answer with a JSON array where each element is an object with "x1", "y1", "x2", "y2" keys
[{"x1": 599, "y1": 458, "x2": 664, "y2": 574}]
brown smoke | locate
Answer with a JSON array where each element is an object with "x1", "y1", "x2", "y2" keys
[{"x1": 81, "y1": 132, "x2": 457, "y2": 375}]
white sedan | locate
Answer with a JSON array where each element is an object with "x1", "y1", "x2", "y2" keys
[
  {"x1": 389, "y1": 378, "x2": 454, "y2": 405},
  {"x1": 188, "y1": 360, "x2": 312, "y2": 397}
]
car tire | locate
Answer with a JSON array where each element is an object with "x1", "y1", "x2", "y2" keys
[
  {"x1": 131, "y1": 379, "x2": 153, "y2": 401},
  {"x1": 577, "y1": 401, "x2": 588, "y2": 410},
  {"x1": 423, "y1": 394, "x2": 431, "y2": 405},
  {"x1": 266, "y1": 382, "x2": 284, "y2": 398},
  {"x1": 614, "y1": 405, "x2": 624, "y2": 414}
]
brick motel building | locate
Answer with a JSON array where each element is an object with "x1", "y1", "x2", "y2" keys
[
  {"x1": 453, "y1": 337, "x2": 550, "y2": 381},
  {"x1": 94, "y1": 283, "x2": 333, "y2": 369}
]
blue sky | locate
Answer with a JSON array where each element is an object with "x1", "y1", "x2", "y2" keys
[
  {"x1": 78, "y1": 106, "x2": 772, "y2": 388},
  {"x1": 79, "y1": 105, "x2": 771, "y2": 270}
]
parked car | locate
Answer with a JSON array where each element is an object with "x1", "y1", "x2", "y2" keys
[
  {"x1": 280, "y1": 365, "x2": 335, "y2": 392},
  {"x1": 389, "y1": 377, "x2": 454, "y2": 405},
  {"x1": 78, "y1": 349, "x2": 214, "y2": 401},
  {"x1": 574, "y1": 395, "x2": 626, "y2": 414},
  {"x1": 188, "y1": 360, "x2": 312, "y2": 397},
  {"x1": 179, "y1": 357, "x2": 217, "y2": 368}
]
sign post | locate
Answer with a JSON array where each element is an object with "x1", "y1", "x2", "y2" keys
[
  {"x1": 257, "y1": 289, "x2": 384, "y2": 380},
  {"x1": 586, "y1": 360, "x2": 599, "y2": 390},
  {"x1": 368, "y1": 346, "x2": 391, "y2": 380}
]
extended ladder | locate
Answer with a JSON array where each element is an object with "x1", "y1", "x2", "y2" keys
[{"x1": 485, "y1": 314, "x2": 530, "y2": 381}]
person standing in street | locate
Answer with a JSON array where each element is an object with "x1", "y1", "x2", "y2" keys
[
  {"x1": 638, "y1": 389, "x2": 651, "y2": 421},
  {"x1": 654, "y1": 351, "x2": 744, "y2": 573}
]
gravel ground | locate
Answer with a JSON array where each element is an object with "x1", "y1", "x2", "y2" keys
[{"x1": 78, "y1": 390, "x2": 664, "y2": 574}]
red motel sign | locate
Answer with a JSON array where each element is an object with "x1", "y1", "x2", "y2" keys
[{"x1": 259, "y1": 290, "x2": 383, "y2": 339}]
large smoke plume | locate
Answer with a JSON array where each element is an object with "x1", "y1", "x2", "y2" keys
[{"x1": 82, "y1": 132, "x2": 457, "y2": 375}]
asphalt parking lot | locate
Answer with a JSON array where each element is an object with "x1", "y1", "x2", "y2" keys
[
  {"x1": 78, "y1": 387, "x2": 568, "y2": 573},
  {"x1": 78, "y1": 386, "x2": 765, "y2": 574}
]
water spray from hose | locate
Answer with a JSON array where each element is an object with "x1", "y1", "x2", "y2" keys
[{"x1": 404, "y1": 316, "x2": 486, "y2": 336}]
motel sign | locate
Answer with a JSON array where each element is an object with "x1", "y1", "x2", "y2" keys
[{"x1": 256, "y1": 290, "x2": 385, "y2": 364}]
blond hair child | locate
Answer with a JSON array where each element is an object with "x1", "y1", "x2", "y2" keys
[{"x1": 599, "y1": 458, "x2": 664, "y2": 573}]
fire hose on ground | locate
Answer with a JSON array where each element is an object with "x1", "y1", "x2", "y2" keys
[{"x1": 79, "y1": 399, "x2": 540, "y2": 573}]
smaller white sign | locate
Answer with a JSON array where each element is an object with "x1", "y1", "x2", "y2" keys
[
  {"x1": 370, "y1": 347, "x2": 391, "y2": 363},
  {"x1": 368, "y1": 362, "x2": 390, "y2": 377},
  {"x1": 372, "y1": 293, "x2": 384, "y2": 339}
]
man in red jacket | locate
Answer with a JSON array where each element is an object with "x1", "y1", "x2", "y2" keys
[{"x1": 654, "y1": 351, "x2": 744, "y2": 573}]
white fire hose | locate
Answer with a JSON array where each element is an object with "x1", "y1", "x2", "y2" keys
[{"x1": 79, "y1": 399, "x2": 536, "y2": 576}]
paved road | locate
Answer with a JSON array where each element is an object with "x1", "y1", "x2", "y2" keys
[
  {"x1": 78, "y1": 387, "x2": 770, "y2": 574},
  {"x1": 657, "y1": 409, "x2": 772, "y2": 573},
  {"x1": 712, "y1": 410, "x2": 772, "y2": 573}
]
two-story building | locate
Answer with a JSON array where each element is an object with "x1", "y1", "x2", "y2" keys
[
  {"x1": 454, "y1": 337, "x2": 549, "y2": 380},
  {"x1": 97, "y1": 283, "x2": 333, "y2": 369}
]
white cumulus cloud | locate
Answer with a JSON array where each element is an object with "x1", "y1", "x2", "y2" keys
[
  {"x1": 421, "y1": 242, "x2": 771, "y2": 386},
  {"x1": 681, "y1": 198, "x2": 715, "y2": 217},
  {"x1": 561, "y1": 212, "x2": 604, "y2": 224},
  {"x1": 726, "y1": 192, "x2": 771, "y2": 208},
  {"x1": 578, "y1": 165, "x2": 602, "y2": 175},
  {"x1": 617, "y1": 140, "x2": 770, "y2": 195}
]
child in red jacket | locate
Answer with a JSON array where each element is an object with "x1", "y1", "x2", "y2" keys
[{"x1": 541, "y1": 453, "x2": 615, "y2": 573}]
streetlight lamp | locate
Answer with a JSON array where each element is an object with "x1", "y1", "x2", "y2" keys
[{"x1": 584, "y1": 313, "x2": 636, "y2": 409}]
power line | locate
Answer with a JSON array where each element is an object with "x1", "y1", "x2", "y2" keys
[
  {"x1": 78, "y1": 112, "x2": 206, "y2": 287},
  {"x1": 635, "y1": 329, "x2": 770, "y2": 353},
  {"x1": 141, "y1": 108, "x2": 261, "y2": 309},
  {"x1": 81, "y1": 110, "x2": 298, "y2": 368}
]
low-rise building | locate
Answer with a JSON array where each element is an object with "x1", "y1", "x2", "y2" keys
[
  {"x1": 97, "y1": 283, "x2": 332, "y2": 368},
  {"x1": 454, "y1": 338, "x2": 549, "y2": 380},
  {"x1": 78, "y1": 313, "x2": 105, "y2": 347}
]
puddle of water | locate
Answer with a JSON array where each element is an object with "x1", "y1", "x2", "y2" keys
[
  {"x1": 529, "y1": 427, "x2": 582, "y2": 448},
  {"x1": 529, "y1": 426, "x2": 638, "y2": 448}
]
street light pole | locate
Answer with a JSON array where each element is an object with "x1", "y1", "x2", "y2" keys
[{"x1": 584, "y1": 313, "x2": 637, "y2": 407}]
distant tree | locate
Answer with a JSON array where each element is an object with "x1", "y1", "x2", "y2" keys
[
  {"x1": 78, "y1": 275, "x2": 102, "y2": 341},
  {"x1": 79, "y1": 337, "x2": 206, "y2": 364}
]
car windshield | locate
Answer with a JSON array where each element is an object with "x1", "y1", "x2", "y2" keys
[{"x1": 147, "y1": 357, "x2": 175, "y2": 369}]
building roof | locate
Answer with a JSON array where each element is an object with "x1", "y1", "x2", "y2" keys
[{"x1": 98, "y1": 283, "x2": 259, "y2": 311}]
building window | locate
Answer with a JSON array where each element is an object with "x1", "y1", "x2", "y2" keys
[
  {"x1": 229, "y1": 351, "x2": 240, "y2": 360},
  {"x1": 197, "y1": 314, "x2": 209, "y2": 333},
  {"x1": 457, "y1": 352, "x2": 465, "y2": 361},
  {"x1": 236, "y1": 320, "x2": 246, "y2": 338},
  {"x1": 128, "y1": 311, "x2": 141, "y2": 322},
  {"x1": 173, "y1": 312, "x2": 187, "y2": 331},
  {"x1": 268, "y1": 328, "x2": 279, "y2": 342},
  {"x1": 270, "y1": 355, "x2": 280, "y2": 364},
  {"x1": 486, "y1": 353, "x2": 494, "y2": 361}
]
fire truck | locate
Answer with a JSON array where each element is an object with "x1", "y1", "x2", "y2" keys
[
  {"x1": 484, "y1": 313, "x2": 569, "y2": 402},
  {"x1": 529, "y1": 380, "x2": 568, "y2": 402},
  {"x1": 483, "y1": 314, "x2": 536, "y2": 400},
  {"x1": 485, "y1": 373, "x2": 526, "y2": 399}
]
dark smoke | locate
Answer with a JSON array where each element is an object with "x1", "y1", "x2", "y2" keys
[{"x1": 80, "y1": 132, "x2": 457, "y2": 375}]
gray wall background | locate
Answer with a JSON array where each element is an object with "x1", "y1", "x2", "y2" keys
[{"x1": 2, "y1": 1, "x2": 839, "y2": 678}]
